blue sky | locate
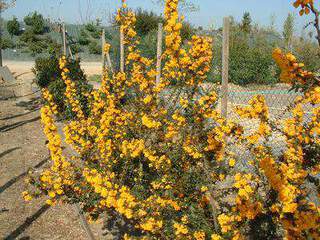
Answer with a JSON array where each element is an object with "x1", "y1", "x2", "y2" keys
[{"x1": 2, "y1": 0, "x2": 314, "y2": 34}]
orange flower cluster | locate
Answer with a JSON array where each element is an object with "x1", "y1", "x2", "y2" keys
[
  {"x1": 272, "y1": 48, "x2": 314, "y2": 85},
  {"x1": 116, "y1": 0, "x2": 137, "y2": 43},
  {"x1": 164, "y1": 0, "x2": 182, "y2": 55},
  {"x1": 41, "y1": 88, "x2": 58, "y2": 115},
  {"x1": 235, "y1": 92, "x2": 320, "y2": 239},
  {"x1": 293, "y1": 0, "x2": 313, "y2": 15},
  {"x1": 182, "y1": 36, "x2": 213, "y2": 86}
]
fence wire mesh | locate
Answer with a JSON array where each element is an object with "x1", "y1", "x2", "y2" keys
[{"x1": 216, "y1": 82, "x2": 316, "y2": 161}]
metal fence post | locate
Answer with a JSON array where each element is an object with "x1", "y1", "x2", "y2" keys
[{"x1": 221, "y1": 17, "x2": 230, "y2": 119}]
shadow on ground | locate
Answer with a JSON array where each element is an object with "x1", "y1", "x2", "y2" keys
[
  {"x1": 0, "y1": 116, "x2": 41, "y2": 133},
  {"x1": 0, "y1": 157, "x2": 49, "y2": 194},
  {"x1": 0, "y1": 147, "x2": 21, "y2": 160},
  {"x1": 0, "y1": 109, "x2": 39, "y2": 121},
  {"x1": 4, "y1": 205, "x2": 51, "y2": 240}
]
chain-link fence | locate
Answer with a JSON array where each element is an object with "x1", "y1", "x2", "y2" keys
[{"x1": 215, "y1": 81, "x2": 317, "y2": 163}]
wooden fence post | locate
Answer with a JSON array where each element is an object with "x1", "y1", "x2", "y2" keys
[
  {"x1": 120, "y1": 27, "x2": 124, "y2": 72},
  {"x1": 102, "y1": 29, "x2": 106, "y2": 71},
  {"x1": 156, "y1": 23, "x2": 163, "y2": 86},
  {"x1": 68, "y1": 46, "x2": 74, "y2": 59},
  {"x1": 221, "y1": 17, "x2": 230, "y2": 119},
  {"x1": 106, "y1": 51, "x2": 114, "y2": 74},
  {"x1": 101, "y1": 28, "x2": 113, "y2": 73},
  {"x1": 62, "y1": 24, "x2": 67, "y2": 56}
]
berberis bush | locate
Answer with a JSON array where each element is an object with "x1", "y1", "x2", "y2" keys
[{"x1": 24, "y1": 0, "x2": 319, "y2": 239}]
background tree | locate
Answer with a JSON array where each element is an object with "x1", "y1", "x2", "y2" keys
[
  {"x1": 268, "y1": 14, "x2": 277, "y2": 33},
  {"x1": 0, "y1": 0, "x2": 16, "y2": 66},
  {"x1": 283, "y1": 13, "x2": 294, "y2": 50},
  {"x1": 7, "y1": 16, "x2": 20, "y2": 37},
  {"x1": 24, "y1": 11, "x2": 45, "y2": 34},
  {"x1": 135, "y1": 8, "x2": 162, "y2": 36},
  {"x1": 240, "y1": 12, "x2": 252, "y2": 34},
  {"x1": 111, "y1": 8, "x2": 195, "y2": 44}
]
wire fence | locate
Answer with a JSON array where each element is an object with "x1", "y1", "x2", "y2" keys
[{"x1": 217, "y1": 81, "x2": 317, "y2": 163}]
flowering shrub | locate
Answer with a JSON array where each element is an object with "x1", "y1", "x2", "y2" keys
[
  {"x1": 24, "y1": 0, "x2": 319, "y2": 239},
  {"x1": 33, "y1": 55, "x2": 92, "y2": 119}
]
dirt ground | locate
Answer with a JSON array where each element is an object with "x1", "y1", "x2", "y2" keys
[
  {"x1": 3, "y1": 60, "x2": 102, "y2": 78},
  {"x1": 0, "y1": 67, "x2": 106, "y2": 240},
  {"x1": 0, "y1": 99, "x2": 93, "y2": 239}
]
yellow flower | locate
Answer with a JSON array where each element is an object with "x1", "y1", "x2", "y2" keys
[
  {"x1": 140, "y1": 218, "x2": 163, "y2": 233},
  {"x1": 22, "y1": 191, "x2": 32, "y2": 201},
  {"x1": 229, "y1": 158, "x2": 236, "y2": 167},
  {"x1": 141, "y1": 114, "x2": 161, "y2": 129},
  {"x1": 219, "y1": 174, "x2": 225, "y2": 181},
  {"x1": 200, "y1": 186, "x2": 208, "y2": 192},
  {"x1": 143, "y1": 95, "x2": 152, "y2": 104},
  {"x1": 194, "y1": 231, "x2": 205, "y2": 240},
  {"x1": 173, "y1": 222, "x2": 188, "y2": 235},
  {"x1": 48, "y1": 191, "x2": 56, "y2": 198},
  {"x1": 211, "y1": 234, "x2": 222, "y2": 240},
  {"x1": 181, "y1": 215, "x2": 188, "y2": 224}
]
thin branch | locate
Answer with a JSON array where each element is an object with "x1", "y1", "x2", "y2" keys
[{"x1": 308, "y1": 4, "x2": 320, "y2": 47}]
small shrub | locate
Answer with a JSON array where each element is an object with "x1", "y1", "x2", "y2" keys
[
  {"x1": 78, "y1": 29, "x2": 90, "y2": 45},
  {"x1": 140, "y1": 29, "x2": 158, "y2": 59},
  {"x1": 0, "y1": 37, "x2": 14, "y2": 49},
  {"x1": 88, "y1": 41, "x2": 101, "y2": 54},
  {"x1": 28, "y1": 41, "x2": 46, "y2": 56},
  {"x1": 114, "y1": 7, "x2": 194, "y2": 42},
  {"x1": 33, "y1": 55, "x2": 60, "y2": 88},
  {"x1": 33, "y1": 55, "x2": 91, "y2": 119},
  {"x1": 70, "y1": 43, "x2": 82, "y2": 54},
  {"x1": 181, "y1": 21, "x2": 195, "y2": 42},
  {"x1": 227, "y1": 23, "x2": 277, "y2": 85},
  {"x1": 20, "y1": 28, "x2": 38, "y2": 43},
  {"x1": 46, "y1": 37, "x2": 62, "y2": 55},
  {"x1": 294, "y1": 39, "x2": 320, "y2": 73},
  {"x1": 85, "y1": 22, "x2": 97, "y2": 32},
  {"x1": 7, "y1": 16, "x2": 20, "y2": 37},
  {"x1": 229, "y1": 42, "x2": 276, "y2": 85},
  {"x1": 91, "y1": 29, "x2": 102, "y2": 39},
  {"x1": 20, "y1": 29, "x2": 59, "y2": 56}
]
